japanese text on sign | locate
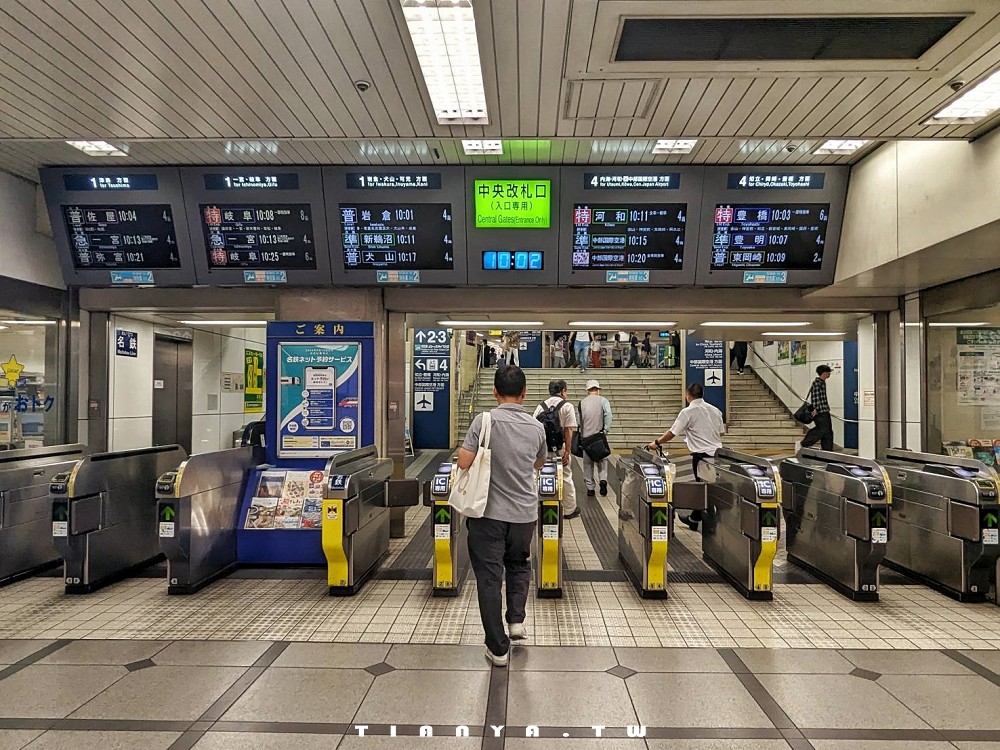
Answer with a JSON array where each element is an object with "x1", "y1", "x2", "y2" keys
[{"x1": 474, "y1": 180, "x2": 551, "y2": 228}]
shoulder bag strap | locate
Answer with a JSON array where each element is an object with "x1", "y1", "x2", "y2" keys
[{"x1": 480, "y1": 411, "x2": 492, "y2": 449}]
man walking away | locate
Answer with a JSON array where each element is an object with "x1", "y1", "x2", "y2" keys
[
  {"x1": 801, "y1": 365, "x2": 835, "y2": 451},
  {"x1": 641, "y1": 332, "x2": 653, "y2": 367},
  {"x1": 567, "y1": 332, "x2": 577, "y2": 368},
  {"x1": 506, "y1": 331, "x2": 521, "y2": 367},
  {"x1": 533, "y1": 379, "x2": 581, "y2": 520},
  {"x1": 458, "y1": 365, "x2": 547, "y2": 667},
  {"x1": 626, "y1": 331, "x2": 640, "y2": 369},
  {"x1": 580, "y1": 379, "x2": 612, "y2": 497},
  {"x1": 612, "y1": 334, "x2": 624, "y2": 368},
  {"x1": 575, "y1": 330, "x2": 592, "y2": 372},
  {"x1": 730, "y1": 341, "x2": 748, "y2": 375},
  {"x1": 647, "y1": 383, "x2": 724, "y2": 531}
]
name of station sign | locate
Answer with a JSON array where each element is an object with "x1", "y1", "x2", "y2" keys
[
  {"x1": 727, "y1": 173, "x2": 826, "y2": 190},
  {"x1": 584, "y1": 173, "x2": 680, "y2": 190},
  {"x1": 203, "y1": 173, "x2": 300, "y2": 190},
  {"x1": 63, "y1": 174, "x2": 159, "y2": 191},
  {"x1": 346, "y1": 173, "x2": 442, "y2": 190}
]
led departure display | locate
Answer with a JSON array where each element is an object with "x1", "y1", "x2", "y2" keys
[
  {"x1": 345, "y1": 173, "x2": 442, "y2": 189},
  {"x1": 201, "y1": 204, "x2": 317, "y2": 269},
  {"x1": 711, "y1": 203, "x2": 830, "y2": 270},
  {"x1": 340, "y1": 203, "x2": 454, "y2": 270},
  {"x1": 202, "y1": 173, "x2": 300, "y2": 190},
  {"x1": 63, "y1": 204, "x2": 181, "y2": 269},
  {"x1": 571, "y1": 204, "x2": 686, "y2": 270},
  {"x1": 62, "y1": 174, "x2": 158, "y2": 191}
]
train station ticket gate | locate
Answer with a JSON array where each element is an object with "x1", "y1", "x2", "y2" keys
[
  {"x1": 0, "y1": 444, "x2": 86, "y2": 585},
  {"x1": 535, "y1": 459, "x2": 564, "y2": 598},
  {"x1": 881, "y1": 449, "x2": 1000, "y2": 602},
  {"x1": 50, "y1": 445, "x2": 187, "y2": 594},
  {"x1": 612, "y1": 448, "x2": 673, "y2": 599},
  {"x1": 696, "y1": 449, "x2": 781, "y2": 600},
  {"x1": 423, "y1": 458, "x2": 469, "y2": 596},
  {"x1": 780, "y1": 449, "x2": 891, "y2": 601},
  {"x1": 155, "y1": 445, "x2": 264, "y2": 594},
  {"x1": 321, "y1": 446, "x2": 419, "y2": 596}
]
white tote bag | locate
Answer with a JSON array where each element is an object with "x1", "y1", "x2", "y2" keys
[{"x1": 449, "y1": 411, "x2": 492, "y2": 518}]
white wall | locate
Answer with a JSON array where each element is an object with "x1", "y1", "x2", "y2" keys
[
  {"x1": 857, "y1": 317, "x2": 877, "y2": 458},
  {"x1": 0, "y1": 172, "x2": 64, "y2": 289},
  {"x1": 107, "y1": 316, "x2": 266, "y2": 453}
]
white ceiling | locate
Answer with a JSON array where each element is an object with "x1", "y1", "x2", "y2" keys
[{"x1": 0, "y1": 0, "x2": 999, "y2": 181}]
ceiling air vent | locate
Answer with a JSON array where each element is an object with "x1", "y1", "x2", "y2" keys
[{"x1": 615, "y1": 16, "x2": 964, "y2": 61}]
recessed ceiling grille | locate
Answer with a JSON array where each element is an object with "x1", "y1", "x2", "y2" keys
[{"x1": 615, "y1": 16, "x2": 964, "y2": 61}]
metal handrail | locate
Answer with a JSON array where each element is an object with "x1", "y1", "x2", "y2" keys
[{"x1": 747, "y1": 354, "x2": 860, "y2": 425}]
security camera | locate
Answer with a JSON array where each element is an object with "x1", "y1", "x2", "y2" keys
[
  {"x1": 949, "y1": 79, "x2": 966, "y2": 92},
  {"x1": 355, "y1": 80, "x2": 371, "y2": 93}
]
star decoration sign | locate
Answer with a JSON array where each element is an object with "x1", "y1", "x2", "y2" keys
[{"x1": 1, "y1": 355, "x2": 24, "y2": 387}]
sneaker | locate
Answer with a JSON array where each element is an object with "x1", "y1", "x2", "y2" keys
[
  {"x1": 508, "y1": 622, "x2": 526, "y2": 640},
  {"x1": 564, "y1": 508, "x2": 582, "y2": 520},
  {"x1": 586, "y1": 488, "x2": 596, "y2": 497},
  {"x1": 678, "y1": 514, "x2": 699, "y2": 532},
  {"x1": 485, "y1": 647, "x2": 508, "y2": 667},
  {"x1": 599, "y1": 480, "x2": 608, "y2": 496}
]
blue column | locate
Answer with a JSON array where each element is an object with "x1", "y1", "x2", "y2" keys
[{"x1": 684, "y1": 334, "x2": 727, "y2": 419}]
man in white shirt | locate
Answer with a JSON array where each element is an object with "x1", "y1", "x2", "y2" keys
[
  {"x1": 647, "y1": 383, "x2": 724, "y2": 531},
  {"x1": 532, "y1": 379, "x2": 581, "y2": 519}
]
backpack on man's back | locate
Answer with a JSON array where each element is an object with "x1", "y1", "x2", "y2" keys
[{"x1": 536, "y1": 399, "x2": 567, "y2": 451}]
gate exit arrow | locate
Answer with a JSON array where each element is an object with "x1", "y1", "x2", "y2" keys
[
  {"x1": 543, "y1": 508, "x2": 559, "y2": 524},
  {"x1": 652, "y1": 509, "x2": 668, "y2": 525},
  {"x1": 435, "y1": 507, "x2": 450, "y2": 523},
  {"x1": 161, "y1": 505, "x2": 176, "y2": 522},
  {"x1": 53, "y1": 506, "x2": 68, "y2": 521},
  {"x1": 871, "y1": 510, "x2": 887, "y2": 527},
  {"x1": 762, "y1": 509, "x2": 777, "y2": 526},
  {"x1": 985, "y1": 512, "x2": 998, "y2": 528}
]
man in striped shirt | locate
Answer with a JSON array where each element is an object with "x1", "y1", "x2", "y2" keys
[{"x1": 801, "y1": 365, "x2": 834, "y2": 451}]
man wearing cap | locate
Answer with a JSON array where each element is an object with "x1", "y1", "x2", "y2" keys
[{"x1": 580, "y1": 379, "x2": 613, "y2": 497}]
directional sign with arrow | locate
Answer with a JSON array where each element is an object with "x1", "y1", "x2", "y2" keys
[
  {"x1": 435, "y1": 507, "x2": 451, "y2": 523},
  {"x1": 543, "y1": 507, "x2": 559, "y2": 524},
  {"x1": 870, "y1": 509, "x2": 887, "y2": 527},
  {"x1": 160, "y1": 504, "x2": 176, "y2": 522},
  {"x1": 761, "y1": 508, "x2": 778, "y2": 527},
  {"x1": 983, "y1": 511, "x2": 998, "y2": 528},
  {"x1": 652, "y1": 509, "x2": 668, "y2": 525},
  {"x1": 982, "y1": 508, "x2": 999, "y2": 545}
]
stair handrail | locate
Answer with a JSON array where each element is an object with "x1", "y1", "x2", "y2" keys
[{"x1": 747, "y1": 357, "x2": 859, "y2": 425}]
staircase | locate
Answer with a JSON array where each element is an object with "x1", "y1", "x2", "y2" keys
[
  {"x1": 457, "y1": 368, "x2": 684, "y2": 454},
  {"x1": 726, "y1": 370, "x2": 806, "y2": 455}
]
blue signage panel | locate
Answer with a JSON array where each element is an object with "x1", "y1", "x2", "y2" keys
[
  {"x1": 685, "y1": 334, "x2": 726, "y2": 419},
  {"x1": 519, "y1": 331, "x2": 543, "y2": 368},
  {"x1": 412, "y1": 328, "x2": 451, "y2": 449},
  {"x1": 843, "y1": 340, "x2": 859, "y2": 450},
  {"x1": 115, "y1": 329, "x2": 138, "y2": 358}
]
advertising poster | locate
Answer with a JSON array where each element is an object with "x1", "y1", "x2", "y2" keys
[
  {"x1": 277, "y1": 341, "x2": 361, "y2": 458},
  {"x1": 244, "y1": 348, "x2": 264, "y2": 413},
  {"x1": 684, "y1": 334, "x2": 726, "y2": 418},
  {"x1": 956, "y1": 328, "x2": 1000, "y2": 406},
  {"x1": 791, "y1": 340, "x2": 808, "y2": 366},
  {"x1": 777, "y1": 341, "x2": 790, "y2": 361}
]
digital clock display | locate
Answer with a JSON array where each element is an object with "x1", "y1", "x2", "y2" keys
[
  {"x1": 63, "y1": 204, "x2": 181, "y2": 269},
  {"x1": 571, "y1": 204, "x2": 687, "y2": 270},
  {"x1": 62, "y1": 174, "x2": 159, "y2": 191},
  {"x1": 711, "y1": 204, "x2": 830, "y2": 270},
  {"x1": 340, "y1": 203, "x2": 454, "y2": 270},
  {"x1": 202, "y1": 173, "x2": 300, "y2": 190},
  {"x1": 200, "y1": 204, "x2": 317, "y2": 269}
]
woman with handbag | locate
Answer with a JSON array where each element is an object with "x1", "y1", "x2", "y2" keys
[
  {"x1": 579, "y1": 379, "x2": 613, "y2": 497},
  {"x1": 453, "y1": 365, "x2": 548, "y2": 667}
]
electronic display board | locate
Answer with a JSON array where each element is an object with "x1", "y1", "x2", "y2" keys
[
  {"x1": 466, "y1": 168, "x2": 560, "y2": 286},
  {"x1": 326, "y1": 167, "x2": 467, "y2": 285},
  {"x1": 40, "y1": 167, "x2": 198, "y2": 286},
  {"x1": 180, "y1": 167, "x2": 331, "y2": 285},
  {"x1": 695, "y1": 167, "x2": 848, "y2": 287},
  {"x1": 558, "y1": 167, "x2": 704, "y2": 286}
]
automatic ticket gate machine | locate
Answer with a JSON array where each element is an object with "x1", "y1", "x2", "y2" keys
[
  {"x1": 423, "y1": 458, "x2": 470, "y2": 596},
  {"x1": 50, "y1": 445, "x2": 187, "y2": 593},
  {"x1": 155, "y1": 445, "x2": 263, "y2": 594},
  {"x1": 322, "y1": 446, "x2": 419, "y2": 595},
  {"x1": 613, "y1": 448, "x2": 673, "y2": 599},
  {"x1": 881, "y1": 449, "x2": 1000, "y2": 602},
  {"x1": 535, "y1": 459, "x2": 565, "y2": 598},
  {"x1": 696, "y1": 449, "x2": 781, "y2": 600},
  {"x1": 780, "y1": 449, "x2": 891, "y2": 601},
  {"x1": 0, "y1": 444, "x2": 86, "y2": 585}
]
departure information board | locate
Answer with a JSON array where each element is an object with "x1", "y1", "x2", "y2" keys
[
  {"x1": 339, "y1": 203, "x2": 454, "y2": 270},
  {"x1": 571, "y1": 204, "x2": 686, "y2": 270},
  {"x1": 200, "y1": 204, "x2": 317, "y2": 269},
  {"x1": 63, "y1": 204, "x2": 181, "y2": 269},
  {"x1": 711, "y1": 204, "x2": 829, "y2": 270}
]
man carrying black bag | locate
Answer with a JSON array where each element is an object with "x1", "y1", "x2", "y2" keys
[{"x1": 579, "y1": 380, "x2": 613, "y2": 497}]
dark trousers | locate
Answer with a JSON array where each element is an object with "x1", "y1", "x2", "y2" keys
[
  {"x1": 625, "y1": 349, "x2": 639, "y2": 368},
  {"x1": 467, "y1": 516, "x2": 534, "y2": 657},
  {"x1": 730, "y1": 343, "x2": 748, "y2": 371},
  {"x1": 801, "y1": 411, "x2": 834, "y2": 451},
  {"x1": 686, "y1": 452, "x2": 710, "y2": 522}
]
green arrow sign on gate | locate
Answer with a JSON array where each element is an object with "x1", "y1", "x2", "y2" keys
[
  {"x1": 543, "y1": 507, "x2": 559, "y2": 524},
  {"x1": 435, "y1": 507, "x2": 451, "y2": 523},
  {"x1": 984, "y1": 512, "x2": 998, "y2": 528},
  {"x1": 52, "y1": 504, "x2": 68, "y2": 522},
  {"x1": 160, "y1": 504, "x2": 176, "y2": 522},
  {"x1": 652, "y1": 509, "x2": 668, "y2": 525},
  {"x1": 871, "y1": 509, "x2": 887, "y2": 527},
  {"x1": 761, "y1": 509, "x2": 778, "y2": 527}
]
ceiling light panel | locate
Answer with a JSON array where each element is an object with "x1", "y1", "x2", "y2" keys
[
  {"x1": 402, "y1": 0, "x2": 488, "y2": 125},
  {"x1": 928, "y1": 70, "x2": 1000, "y2": 124},
  {"x1": 65, "y1": 140, "x2": 128, "y2": 157},
  {"x1": 462, "y1": 139, "x2": 503, "y2": 155},
  {"x1": 761, "y1": 331, "x2": 845, "y2": 337},
  {"x1": 702, "y1": 321, "x2": 811, "y2": 327},
  {"x1": 177, "y1": 320, "x2": 269, "y2": 326},
  {"x1": 652, "y1": 139, "x2": 697, "y2": 154},
  {"x1": 814, "y1": 139, "x2": 868, "y2": 155},
  {"x1": 436, "y1": 320, "x2": 543, "y2": 327},
  {"x1": 568, "y1": 321, "x2": 677, "y2": 327}
]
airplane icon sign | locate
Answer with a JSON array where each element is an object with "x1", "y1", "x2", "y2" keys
[
  {"x1": 704, "y1": 368, "x2": 723, "y2": 386},
  {"x1": 415, "y1": 391, "x2": 434, "y2": 411}
]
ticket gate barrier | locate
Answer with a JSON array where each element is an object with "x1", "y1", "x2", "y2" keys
[
  {"x1": 881, "y1": 449, "x2": 1000, "y2": 602},
  {"x1": 422, "y1": 459, "x2": 469, "y2": 596},
  {"x1": 780, "y1": 449, "x2": 891, "y2": 601},
  {"x1": 0, "y1": 444, "x2": 86, "y2": 586},
  {"x1": 322, "y1": 446, "x2": 419, "y2": 595},
  {"x1": 50, "y1": 445, "x2": 187, "y2": 594},
  {"x1": 155, "y1": 445, "x2": 264, "y2": 594},
  {"x1": 535, "y1": 459, "x2": 564, "y2": 598},
  {"x1": 612, "y1": 447, "x2": 673, "y2": 599},
  {"x1": 695, "y1": 449, "x2": 781, "y2": 600}
]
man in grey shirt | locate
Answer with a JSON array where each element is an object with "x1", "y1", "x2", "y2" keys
[
  {"x1": 458, "y1": 365, "x2": 547, "y2": 667},
  {"x1": 580, "y1": 379, "x2": 612, "y2": 497}
]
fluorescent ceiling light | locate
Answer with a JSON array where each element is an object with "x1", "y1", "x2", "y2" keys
[
  {"x1": 0, "y1": 319, "x2": 55, "y2": 325},
  {"x1": 462, "y1": 139, "x2": 502, "y2": 155},
  {"x1": 702, "y1": 321, "x2": 811, "y2": 328},
  {"x1": 437, "y1": 320, "x2": 543, "y2": 327},
  {"x1": 814, "y1": 139, "x2": 868, "y2": 155},
  {"x1": 652, "y1": 139, "x2": 697, "y2": 154},
  {"x1": 225, "y1": 140, "x2": 278, "y2": 155},
  {"x1": 568, "y1": 321, "x2": 676, "y2": 327},
  {"x1": 401, "y1": 0, "x2": 488, "y2": 125},
  {"x1": 927, "y1": 321, "x2": 989, "y2": 327},
  {"x1": 927, "y1": 69, "x2": 1000, "y2": 124},
  {"x1": 761, "y1": 331, "x2": 844, "y2": 337},
  {"x1": 65, "y1": 140, "x2": 128, "y2": 157},
  {"x1": 177, "y1": 320, "x2": 269, "y2": 326}
]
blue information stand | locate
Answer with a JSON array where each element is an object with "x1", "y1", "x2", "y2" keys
[{"x1": 684, "y1": 334, "x2": 727, "y2": 419}]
